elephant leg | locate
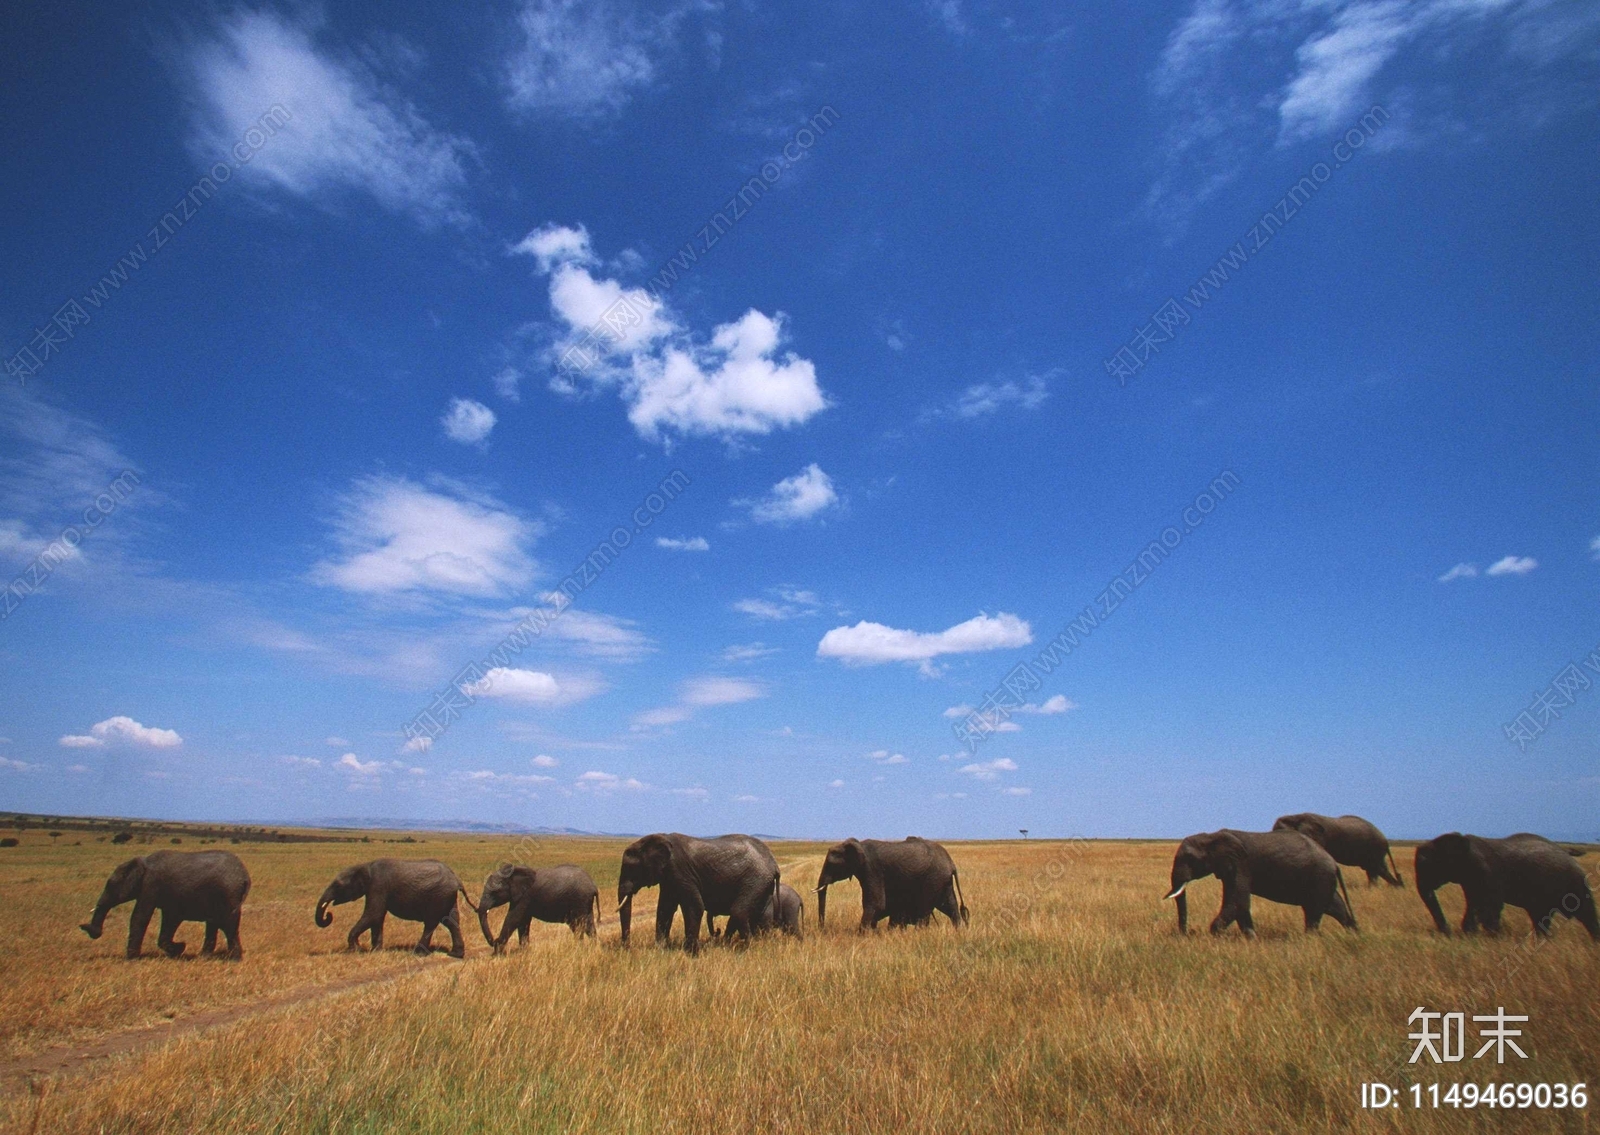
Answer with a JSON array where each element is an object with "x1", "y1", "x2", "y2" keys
[
  {"x1": 655, "y1": 895, "x2": 679, "y2": 946},
  {"x1": 156, "y1": 909, "x2": 186, "y2": 958},
  {"x1": 348, "y1": 911, "x2": 376, "y2": 951},
  {"x1": 1304, "y1": 905, "x2": 1324, "y2": 931},
  {"x1": 222, "y1": 908, "x2": 244, "y2": 959},
  {"x1": 936, "y1": 881, "x2": 963, "y2": 928},
  {"x1": 1328, "y1": 891, "x2": 1357, "y2": 931},
  {"x1": 680, "y1": 898, "x2": 705, "y2": 956},
  {"x1": 443, "y1": 910, "x2": 466, "y2": 958},
  {"x1": 416, "y1": 919, "x2": 439, "y2": 955},
  {"x1": 201, "y1": 922, "x2": 219, "y2": 955},
  {"x1": 126, "y1": 897, "x2": 156, "y2": 959}
]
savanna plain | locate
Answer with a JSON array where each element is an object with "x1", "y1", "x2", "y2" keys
[{"x1": 2, "y1": 828, "x2": 1596, "y2": 1133}]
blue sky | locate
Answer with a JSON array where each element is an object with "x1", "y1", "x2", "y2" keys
[{"x1": 2, "y1": 0, "x2": 1597, "y2": 839}]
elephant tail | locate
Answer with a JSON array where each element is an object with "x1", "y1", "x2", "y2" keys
[
  {"x1": 952, "y1": 868, "x2": 970, "y2": 926},
  {"x1": 457, "y1": 883, "x2": 479, "y2": 914},
  {"x1": 592, "y1": 891, "x2": 601, "y2": 927},
  {"x1": 1335, "y1": 867, "x2": 1353, "y2": 921},
  {"x1": 1386, "y1": 847, "x2": 1403, "y2": 886}
]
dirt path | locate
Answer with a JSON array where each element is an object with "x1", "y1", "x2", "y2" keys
[{"x1": 0, "y1": 962, "x2": 448, "y2": 1090}]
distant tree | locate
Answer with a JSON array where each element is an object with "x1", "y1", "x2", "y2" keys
[
  {"x1": 0, "y1": 838, "x2": 18, "y2": 848},
  {"x1": 49, "y1": 831, "x2": 62, "y2": 840},
  {"x1": 171, "y1": 837, "x2": 182, "y2": 844}
]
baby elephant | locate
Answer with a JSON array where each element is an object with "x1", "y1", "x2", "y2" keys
[
  {"x1": 1168, "y1": 829, "x2": 1356, "y2": 937},
  {"x1": 315, "y1": 859, "x2": 476, "y2": 958},
  {"x1": 81, "y1": 849, "x2": 251, "y2": 959},
  {"x1": 477, "y1": 863, "x2": 600, "y2": 952},
  {"x1": 767, "y1": 881, "x2": 804, "y2": 939}
]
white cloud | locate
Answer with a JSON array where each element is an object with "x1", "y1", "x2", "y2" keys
[
  {"x1": 282, "y1": 755, "x2": 322, "y2": 768},
  {"x1": 575, "y1": 769, "x2": 648, "y2": 792},
  {"x1": 460, "y1": 769, "x2": 554, "y2": 787},
  {"x1": 441, "y1": 399, "x2": 496, "y2": 445},
  {"x1": 866, "y1": 749, "x2": 910, "y2": 765},
  {"x1": 503, "y1": 0, "x2": 693, "y2": 119},
  {"x1": 827, "y1": 779, "x2": 845, "y2": 789},
  {"x1": 1591, "y1": 535, "x2": 1600, "y2": 561},
  {"x1": 671, "y1": 786, "x2": 710, "y2": 799},
  {"x1": 732, "y1": 587, "x2": 824, "y2": 621},
  {"x1": 1486, "y1": 555, "x2": 1537, "y2": 577},
  {"x1": 184, "y1": 11, "x2": 472, "y2": 225},
  {"x1": 1018, "y1": 694, "x2": 1074, "y2": 715},
  {"x1": 310, "y1": 476, "x2": 538, "y2": 598},
  {"x1": 325, "y1": 735, "x2": 350, "y2": 748},
  {"x1": 733, "y1": 793, "x2": 760, "y2": 803},
  {"x1": 818, "y1": 612, "x2": 1032, "y2": 669},
  {"x1": 520, "y1": 229, "x2": 829, "y2": 443},
  {"x1": 1438, "y1": 563, "x2": 1478, "y2": 582},
  {"x1": 656, "y1": 536, "x2": 709, "y2": 551},
  {"x1": 723, "y1": 642, "x2": 779, "y2": 662},
  {"x1": 511, "y1": 222, "x2": 595, "y2": 271},
  {"x1": 339, "y1": 752, "x2": 382, "y2": 775},
  {"x1": 927, "y1": 0, "x2": 968, "y2": 36},
  {"x1": 532, "y1": 754, "x2": 559, "y2": 768},
  {"x1": 745, "y1": 464, "x2": 838, "y2": 524},
  {"x1": 959, "y1": 757, "x2": 1018, "y2": 781},
  {"x1": 682, "y1": 676, "x2": 764, "y2": 707},
  {"x1": 930, "y1": 376, "x2": 1050, "y2": 420},
  {"x1": 66, "y1": 764, "x2": 89, "y2": 774},
  {"x1": 633, "y1": 674, "x2": 765, "y2": 731},
  {"x1": 1277, "y1": 1, "x2": 1414, "y2": 141},
  {"x1": 60, "y1": 716, "x2": 182, "y2": 750},
  {"x1": 493, "y1": 367, "x2": 522, "y2": 402},
  {"x1": 401, "y1": 735, "x2": 433, "y2": 754},
  {"x1": 460, "y1": 667, "x2": 603, "y2": 707},
  {"x1": 0, "y1": 756, "x2": 38, "y2": 772},
  {"x1": 1001, "y1": 786, "x2": 1032, "y2": 796}
]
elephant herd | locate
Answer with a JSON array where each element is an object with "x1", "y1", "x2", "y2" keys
[
  {"x1": 74, "y1": 816, "x2": 1596, "y2": 962},
  {"x1": 76, "y1": 833, "x2": 968, "y2": 960},
  {"x1": 1169, "y1": 812, "x2": 1600, "y2": 942}
]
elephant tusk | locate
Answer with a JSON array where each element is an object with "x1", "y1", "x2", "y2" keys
[{"x1": 1165, "y1": 885, "x2": 1187, "y2": 900}]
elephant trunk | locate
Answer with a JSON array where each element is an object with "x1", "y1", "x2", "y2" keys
[
  {"x1": 314, "y1": 886, "x2": 336, "y2": 928},
  {"x1": 1167, "y1": 866, "x2": 1192, "y2": 933},
  {"x1": 816, "y1": 883, "x2": 827, "y2": 928},
  {"x1": 80, "y1": 900, "x2": 109, "y2": 939},
  {"x1": 618, "y1": 893, "x2": 633, "y2": 944},
  {"x1": 478, "y1": 901, "x2": 501, "y2": 950}
]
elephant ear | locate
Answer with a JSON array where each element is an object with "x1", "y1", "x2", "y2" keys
[
  {"x1": 843, "y1": 838, "x2": 869, "y2": 877},
  {"x1": 111, "y1": 857, "x2": 146, "y2": 896},
  {"x1": 643, "y1": 834, "x2": 673, "y2": 875},
  {"x1": 493, "y1": 862, "x2": 516, "y2": 880},
  {"x1": 1204, "y1": 832, "x2": 1248, "y2": 880}
]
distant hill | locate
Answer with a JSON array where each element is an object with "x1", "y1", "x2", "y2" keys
[{"x1": 302, "y1": 818, "x2": 638, "y2": 837}]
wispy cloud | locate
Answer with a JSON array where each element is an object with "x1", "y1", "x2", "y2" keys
[
  {"x1": 183, "y1": 10, "x2": 474, "y2": 225},
  {"x1": 733, "y1": 586, "x2": 824, "y2": 621},
  {"x1": 633, "y1": 674, "x2": 766, "y2": 731},
  {"x1": 1437, "y1": 562, "x2": 1478, "y2": 583},
  {"x1": 924, "y1": 375, "x2": 1050, "y2": 421},
  {"x1": 310, "y1": 475, "x2": 539, "y2": 599},
  {"x1": 1485, "y1": 554, "x2": 1537, "y2": 577},
  {"x1": 441, "y1": 398, "x2": 496, "y2": 445},
  {"x1": 575, "y1": 769, "x2": 648, "y2": 792},
  {"x1": 656, "y1": 535, "x2": 709, "y2": 551},
  {"x1": 722, "y1": 642, "x2": 779, "y2": 662}
]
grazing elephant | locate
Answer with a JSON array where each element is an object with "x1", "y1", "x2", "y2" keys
[
  {"x1": 815, "y1": 837, "x2": 968, "y2": 931},
  {"x1": 706, "y1": 884, "x2": 802, "y2": 940},
  {"x1": 1273, "y1": 812, "x2": 1403, "y2": 886},
  {"x1": 1414, "y1": 832, "x2": 1599, "y2": 939},
  {"x1": 80, "y1": 849, "x2": 251, "y2": 959},
  {"x1": 477, "y1": 863, "x2": 600, "y2": 952},
  {"x1": 315, "y1": 859, "x2": 477, "y2": 958},
  {"x1": 1167, "y1": 829, "x2": 1356, "y2": 937},
  {"x1": 616, "y1": 833, "x2": 779, "y2": 955}
]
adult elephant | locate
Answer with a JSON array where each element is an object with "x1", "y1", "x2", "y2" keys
[
  {"x1": 315, "y1": 859, "x2": 477, "y2": 958},
  {"x1": 1167, "y1": 829, "x2": 1356, "y2": 937},
  {"x1": 1414, "y1": 832, "x2": 1599, "y2": 939},
  {"x1": 477, "y1": 863, "x2": 599, "y2": 952},
  {"x1": 616, "y1": 833, "x2": 778, "y2": 955},
  {"x1": 1273, "y1": 812, "x2": 1403, "y2": 886},
  {"x1": 707, "y1": 883, "x2": 803, "y2": 940},
  {"x1": 815, "y1": 837, "x2": 968, "y2": 931},
  {"x1": 80, "y1": 849, "x2": 250, "y2": 959}
]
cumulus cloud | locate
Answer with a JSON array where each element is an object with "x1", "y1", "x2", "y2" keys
[
  {"x1": 575, "y1": 769, "x2": 648, "y2": 792},
  {"x1": 460, "y1": 667, "x2": 604, "y2": 707},
  {"x1": 866, "y1": 749, "x2": 909, "y2": 765},
  {"x1": 943, "y1": 693, "x2": 1073, "y2": 720},
  {"x1": 959, "y1": 757, "x2": 1018, "y2": 781},
  {"x1": 656, "y1": 536, "x2": 709, "y2": 551},
  {"x1": 1486, "y1": 555, "x2": 1537, "y2": 577},
  {"x1": 401, "y1": 735, "x2": 432, "y2": 754},
  {"x1": 310, "y1": 475, "x2": 538, "y2": 598},
  {"x1": 339, "y1": 752, "x2": 382, "y2": 775},
  {"x1": 441, "y1": 398, "x2": 496, "y2": 445},
  {"x1": 744, "y1": 464, "x2": 838, "y2": 524},
  {"x1": 183, "y1": 10, "x2": 473, "y2": 225},
  {"x1": 503, "y1": 0, "x2": 698, "y2": 119},
  {"x1": 516, "y1": 226, "x2": 828, "y2": 443},
  {"x1": 818, "y1": 612, "x2": 1032, "y2": 671},
  {"x1": 60, "y1": 716, "x2": 182, "y2": 749},
  {"x1": 532, "y1": 754, "x2": 559, "y2": 768}
]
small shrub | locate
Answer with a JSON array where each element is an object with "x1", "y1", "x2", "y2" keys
[
  {"x1": 112, "y1": 832, "x2": 133, "y2": 844},
  {"x1": 0, "y1": 837, "x2": 18, "y2": 848}
]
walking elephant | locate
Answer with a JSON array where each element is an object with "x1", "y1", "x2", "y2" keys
[
  {"x1": 815, "y1": 837, "x2": 968, "y2": 931},
  {"x1": 80, "y1": 849, "x2": 251, "y2": 959},
  {"x1": 1273, "y1": 812, "x2": 1403, "y2": 886},
  {"x1": 616, "y1": 833, "x2": 778, "y2": 955},
  {"x1": 315, "y1": 859, "x2": 477, "y2": 958},
  {"x1": 1167, "y1": 829, "x2": 1356, "y2": 937},
  {"x1": 1414, "y1": 832, "x2": 1599, "y2": 939},
  {"x1": 477, "y1": 863, "x2": 599, "y2": 952},
  {"x1": 707, "y1": 882, "x2": 803, "y2": 940}
]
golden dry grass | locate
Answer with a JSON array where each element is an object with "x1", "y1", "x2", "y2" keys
[{"x1": 2, "y1": 833, "x2": 1597, "y2": 1133}]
